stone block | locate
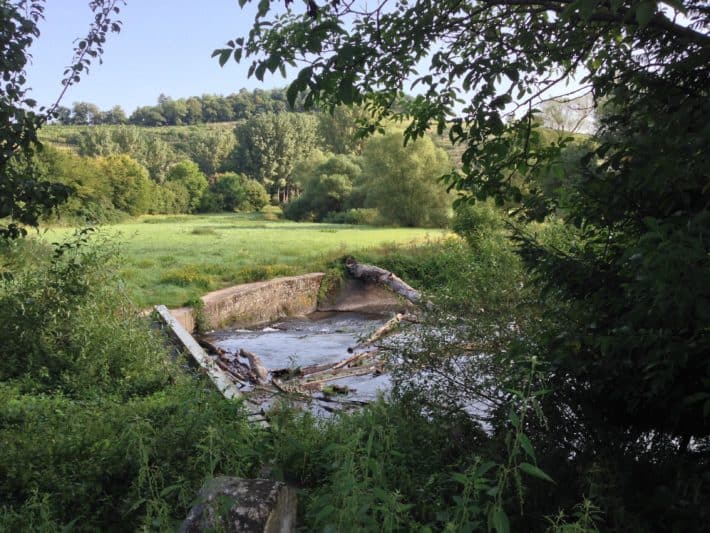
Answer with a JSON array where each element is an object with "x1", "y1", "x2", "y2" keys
[{"x1": 180, "y1": 477, "x2": 296, "y2": 533}]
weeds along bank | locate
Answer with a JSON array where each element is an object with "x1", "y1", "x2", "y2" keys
[{"x1": 0, "y1": 233, "x2": 262, "y2": 530}]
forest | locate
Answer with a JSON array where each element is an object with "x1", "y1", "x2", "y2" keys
[{"x1": 1, "y1": 0, "x2": 709, "y2": 531}]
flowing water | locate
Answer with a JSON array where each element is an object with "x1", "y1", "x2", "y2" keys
[{"x1": 204, "y1": 311, "x2": 395, "y2": 409}]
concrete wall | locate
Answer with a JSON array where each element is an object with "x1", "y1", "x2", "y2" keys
[
  {"x1": 317, "y1": 278, "x2": 413, "y2": 314},
  {"x1": 170, "y1": 272, "x2": 412, "y2": 333},
  {"x1": 171, "y1": 273, "x2": 324, "y2": 332},
  {"x1": 202, "y1": 273, "x2": 324, "y2": 330}
]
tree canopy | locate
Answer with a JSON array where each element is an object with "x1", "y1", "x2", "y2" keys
[
  {"x1": 235, "y1": 112, "x2": 319, "y2": 201},
  {"x1": 360, "y1": 131, "x2": 451, "y2": 227}
]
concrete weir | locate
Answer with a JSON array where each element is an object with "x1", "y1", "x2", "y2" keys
[{"x1": 168, "y1": 272, "x2": 410, "y2": 334}]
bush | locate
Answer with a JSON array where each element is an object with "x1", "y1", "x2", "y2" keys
[
  {"x1": 324, "y1": 208, "x2": 380, "y2": 225},
  {"x1": 202, "y1": 173, "x2": 269, "y2": 212},
  {"x1": 282, "y1": 196, "x2": 315, "y2": 221},
  {"x1": 0, "y1": 234, "x2": 261, "y2": 530},
  {"x1": 166, "y1": 160, "x2": 208, "y2": 213},
  {"x1": 99, "y1": 154, "x2": 153, "y2": 216},
  {"x1": 0, "y1": 231, "x2": 168, "y2": 397},
  {"x1": 451, "y1": 200, "x2": 506, "y2": 248},
  {"x1": 241, "y1": 179, "x2": 269, "y2": 211}
]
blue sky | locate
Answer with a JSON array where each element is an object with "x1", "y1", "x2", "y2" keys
[{"x1": 26, "y1": 0, "x2": 289, "y2": 114}]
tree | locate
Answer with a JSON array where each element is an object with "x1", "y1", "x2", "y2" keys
[
  {"x1": 241, "y1": 178, "x2": 269, "y2": 211},
  {"x1": 77, "y1": 126, "x2": 119, "y2": 157},
  {"x1": 539, "y1": 94, "x2": 596, "y2": 136},
  {"x1": 360, "y1": 131, "x2": 451, "y2": 227},
  {"x1": 184, "y1": 96, "x2": 203, "y2": 124},
  {"x1": 159, "y1": 95, "x2": 188, "y2": 125},
  {"x1": 186, "y1": 128, "x2": 237, "y2": 175},
  {"x1": 234, "y1": 112, "x2": 319, "y2": 202},
  {"x1": 129, "y1": 105, "x2": 166, "y2": 126},
  {"x1": 140, "y1": 136, "x2": 179, "y2": 183},
  {"x1": 166, "y1": 160, "x2": 208, "y2": 212},
  {"x1": 0, "y1": 0, "x2": 124, "y2": 239},
  {"x1": 317, "y1": 104, "x2": 370, "y2": 154},
  {"x1": 208, "y1": 172, "x2": 247, "y2": 211},
  {"x1": 285, "y1": 151, "x2": 361, "y2": 221},
  {"x1": 103, "y1": 105, "x2": 127, "y2": 125},
  {"x1": 98, "y1": 154, "x2": 152, "y2": 216},
  {"x1": 71, "y1": 101, "x2": 102, "y2": 125},
  {"x1": 53, "y1": 105, "x2": 72, "y2": 125}
]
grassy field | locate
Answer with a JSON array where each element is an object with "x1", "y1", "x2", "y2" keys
[{"x1": 39, "y1": 212, "x2": 447, "y2": 308}]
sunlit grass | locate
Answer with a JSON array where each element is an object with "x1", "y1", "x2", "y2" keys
[{"x1": 40, "y1": 212, "x2": 447, "y2": 308}]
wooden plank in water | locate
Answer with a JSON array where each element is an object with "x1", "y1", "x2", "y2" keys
[{"x1": 154, "y1": 305, "x2": 242, "y2": 400}]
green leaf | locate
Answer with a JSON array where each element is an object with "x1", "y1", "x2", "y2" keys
[
  {"x1": 218, "y1": 49, "x2": 231, "y2": 67},
  {"x1": 518, "y1": 433, "x2": 536, "y2": 462},
  {"x1": 519, "y1": 462, "x2": 554, "y2": 483},
  {"x1": 257, "y1": 0, "x2": 271, "y2": 18},
  {"x1": 475, "y1": 461, "x2": 497, "y2": 478},
  {"x1": 452, "y1": 472, "x2": 469, "y2": 485},
  {"x1": 488, "y1": 506, "x2": 510, "y2": 533},
  {"x1": 508, "y1": 410, "x2": 520, "y2": 428},
  {"x1": 635, "y1": 1, "x2": 656, "y2": 27}
]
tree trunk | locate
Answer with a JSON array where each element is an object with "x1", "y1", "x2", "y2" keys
[{"x1": 344, "y1": 257, "x2": 421, "y2": 304}]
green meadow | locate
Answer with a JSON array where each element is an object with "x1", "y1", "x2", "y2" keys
[{"x1": 39, "y1": 211, "x2": 447, "y2": 308}]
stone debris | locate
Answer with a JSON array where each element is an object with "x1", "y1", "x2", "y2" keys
[{"x1": 180, "y1": 477, "x2": 296, "y2": 533}]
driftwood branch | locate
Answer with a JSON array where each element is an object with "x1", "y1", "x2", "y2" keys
[
  {"x1": 333, "y1": 349, "x2": 379, "y2": 370},
  {"x1": 241, "y1": 349, "x2": 269, "y2": 383},
  {"x1": 345, "y1": 257, "x2": 421, "y2": 304}
]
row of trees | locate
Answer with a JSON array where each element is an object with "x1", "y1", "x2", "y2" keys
[
  {"x1": 54, "y1": 88, "x2": 302, "y2": 126},
  {"x1": 27, "y1": 146, "x2": 268, "y2": 222},
  {"x1": 71, "y1": 124, "x2": 236, "y2": 179},
  {"x1": 48, "y1": 107, "x2": 454, "y2": 226}
]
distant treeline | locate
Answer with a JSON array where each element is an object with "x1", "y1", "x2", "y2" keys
[
  {"x1": 37, "y1": 97, "x2": 582, "y2": 228},
  {"x1": 52, "y1": 88, "x2": 306, "y2": 126}
]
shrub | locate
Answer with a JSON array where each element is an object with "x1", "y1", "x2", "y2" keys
[
  {"x1": 98, "y1": 154, "x2": 153, "y2": 216},
  {"x1": 0, "y1": 231, "x2": 168, "y2": 397},
  {"x1": 159, "y1": 264, "x2": 213, "y2": 289},
  {"x1": 0, "y1": 234, "x2": 261, "y2": 530},
  {"x1": 324, "y1": 208, "x2": 380, "y2": 225},
  {"x1": 241, "y1": 179, "x2": 269, "y2": 211},
  {"x1": 202, "y1": 173, "x2": 268, "y2": 212},
  {"x1": 451, "y1": 200, "x2": 506, "y2": 248},
  {"x1": 282, "y1": 196, "x2": 315, "y2": 221},
  {"x1": 166, "y1": 160, "x2": 208, "y2": 213}
]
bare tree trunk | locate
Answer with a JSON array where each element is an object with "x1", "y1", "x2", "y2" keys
[{"x1": 344, "y1": 257, "x2": 421, "y2": 304}]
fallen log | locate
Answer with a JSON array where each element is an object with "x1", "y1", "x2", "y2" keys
[
  {"x1": 214, "y1": 358, "x2": 248, "y2": 384},
  {"x1": 299, "y1": 362, "x2": 337, "y2": 376},
  {"x1": 364, "y1": 313, "x2": 402, "y2": 344},
  {"x1": 198, "y1": 338, "x2": 228, "y2": 357},
  {"x1": 301, "y1": 365, "x2": 377, "y2": 390},
  {"x1": 344, "y1": 257, "x2": 421, "y2": 304},
  {"x1": 332, "y1": 349, "x2": 379, "y2": 370},
  {"x1": 241, "y1": 348, "x2": 269, "y2": 383}
]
